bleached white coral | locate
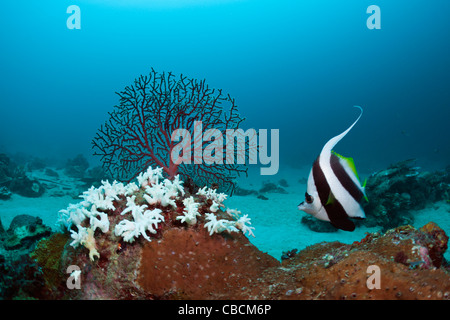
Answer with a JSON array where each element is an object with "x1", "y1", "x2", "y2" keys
[
  {"x1": 143, "y1": 182, "x2": 177, "y2": 208},
  {"x1": 69, "y1": 224, "x2": 99, "y2": 260},
  {"x1": 136, "y1": 166, "x2": 164, "y2": 187},
  {"x1": 80, "y1": 185, "x2": 116, "y2": 211},
  {"x1": 203, "y1": 209, "x2": 255, "y2": 237},
  {"x1": 124, "y1": 181, "x2": 139, "y2": 195},
  {"x1": 114, "y1": 219, "x2": 138, "y2": 243},
  {"x1": 121, "y1": 195, "x2": 149, "y2": 216},
  {"x1": 58, "y1": 165, "x2": 256, "y2": 260},
  {"x1": 176, "y1": 196, "x2": 201, "y2": 226},
  {"x1": 143, "y1": 174, "x2": 184, "y2": 208},
  {"x1": 57, "y1": 202, "x2": 89, "y2": 231},
  {"x1": 70, "y1": 225, "x2": 89, "y2": 248},
  {"x1": 101, "y1": 180, "x2": 124, "y2": 199},
  {"x1": 235, "y1": 214, "x2": 255, "y2": 237},
  {"x1": 89, "y1": 209, "x2": 110, "y2": 233},
  {"x1": 83, "y1": 227, "x2": 100, "y2": 261},
  {"x1": 197, "y1": 186, "x2": 227, "y2": 202},
  {"x1": 197, "y1": 186, "x2": 227, "y2": 212},
  {"x1": 114, "y1": 195, "x2": 165, "y2": 242},
  {"x1": 164, "y1": 174, "x2": 185, "y2": 197},
  {"x1": 204, "y1": 212, "x2": 238, "y2": 236},
  {"x1": 70, "y1": 269, "x2": 81, "y2": 283},
  {"x1": 226, "y1": 209, "x2": 255, "y2": 237}
]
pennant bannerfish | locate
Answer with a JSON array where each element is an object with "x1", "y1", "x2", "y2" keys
[{"x1": 298, "y1": 106, "x2": 368, "y2": 232}]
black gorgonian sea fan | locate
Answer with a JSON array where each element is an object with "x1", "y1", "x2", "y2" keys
[{"x1": 92, "y1": 68, "x2": 250, "y2": 194}]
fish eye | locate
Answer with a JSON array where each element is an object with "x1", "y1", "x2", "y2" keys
[{"x1": 305, "y1": 192, "x2": 313, "y2": 204}]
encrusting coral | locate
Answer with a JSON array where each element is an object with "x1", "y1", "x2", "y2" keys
[{"x1": 57, "y1": 166, "x2": 255, "y2": 261}]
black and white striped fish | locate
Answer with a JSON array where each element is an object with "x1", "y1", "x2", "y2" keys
[{"x1": 298, "y1": 106, "x2": 368, "y2": 232}]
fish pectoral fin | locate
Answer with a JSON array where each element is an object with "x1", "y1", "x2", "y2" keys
[
  {"x1": 325, "y1": 191, "x2": 336, "y2": 206},
  {"x1": 330, "y1": 218, "x2": 356, "y2": 232}
]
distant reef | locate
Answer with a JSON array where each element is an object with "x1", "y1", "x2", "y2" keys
[{"x1": 0, "y1": 153, "x2": 110, "y2": 200}]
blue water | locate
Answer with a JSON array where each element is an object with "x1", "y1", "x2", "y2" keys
[
  {"x1": 1, "y1": 0, "x2": 449, "y2": 171},
  {"x1": 0, "y1": 1, "x2": 449, "y2": 262}
]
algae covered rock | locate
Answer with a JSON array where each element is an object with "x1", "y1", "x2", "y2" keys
[
  {"x1": 0, "y1": 215, "x2": 54, "y2": 299},
  {"x1": 9, "y1": 176, "x2": 45, "y2": 198},
  {"x1": 30, "y1": 233, "x2": 71, "y2": 295},
  {"x1": 362, "y1": 159, "x2": 450, "y2": 231},
  {"x1": 3, "y1": 215, "x2": 52, "y2": 250}
]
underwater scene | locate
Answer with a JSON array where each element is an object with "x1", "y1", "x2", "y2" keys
[{"x1": 1, "y1": 0, "x2": 449, "y2": 304}]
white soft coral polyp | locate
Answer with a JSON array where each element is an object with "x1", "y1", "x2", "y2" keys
[
  {"x1": 114, "y1": 195, "x2": 165, "y2": 242},
  {"x1": 143, "y1": 174, "x2": 184, "y2": 208},
  {"x1": 176, "y1": 196, "x2": 200, "y2": 225},
  {"x1": 136, "y1": 166, "x2": 164, "y2": 187},
  {"x1": 197, "y1": 186, "x2": 227, "y2": 212},
  {"x1": 80, "y1": 185, "x2": 116, "y2": 211},
  {"x1": 235, "y1": 214, "x2": 255, "y2": 237},
  {"x1": 143, "y1": 182, "x2": 176, "y2": 208},
  {"x1": 70, "y1": 225, "x2": 88, "y2": 248},
  {"x1": 58, "y1": 165, "x2": 256, "y2": 260},
  {"x1": 204, "y1": 213, "x2": 238, "y2": 236},
  {"x1": 89, "y1": 209, "x2": 110, "y2": 233}
]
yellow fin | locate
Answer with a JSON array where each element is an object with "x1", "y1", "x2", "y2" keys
[
  {"x1": 332, "y1": 150, "x2": 360, "y2": 182},
  {"x1": 362, "y1": 178, "x2": 369, "y2": 202},
  {"x1": 326, "y1": 191, "x2": 336, "y2": 206}
]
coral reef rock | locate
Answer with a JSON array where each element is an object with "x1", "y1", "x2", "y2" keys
[
  {"x1": 16, "y1": 166, "x2": 449, "y2": 300},
  {"x1": 9, "y1": 176, "x2": 45, "y2": 198},
  {"x1": 3, "y1": 214, "x2": 52, "y2": 250},
  {"x1": 362, "y1": 159, "x2": 450, "y2": 231},
  {"x1": 34, "y1": 219, "x2": 450, "y2": 300},
  {"x1": 59, "y1": 227, "x2": 277, "y2": 300},
  {"x1": 238, "y1": 222, "x2": 449, "y2": 300}
]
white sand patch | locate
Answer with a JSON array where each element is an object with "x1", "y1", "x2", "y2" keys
[
  {"x1": 0, "y1": 194, "x2": 74, "y2": 231},
  {"x1": 0, "y1": 167, "x2": 84, "y2": 230}
]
